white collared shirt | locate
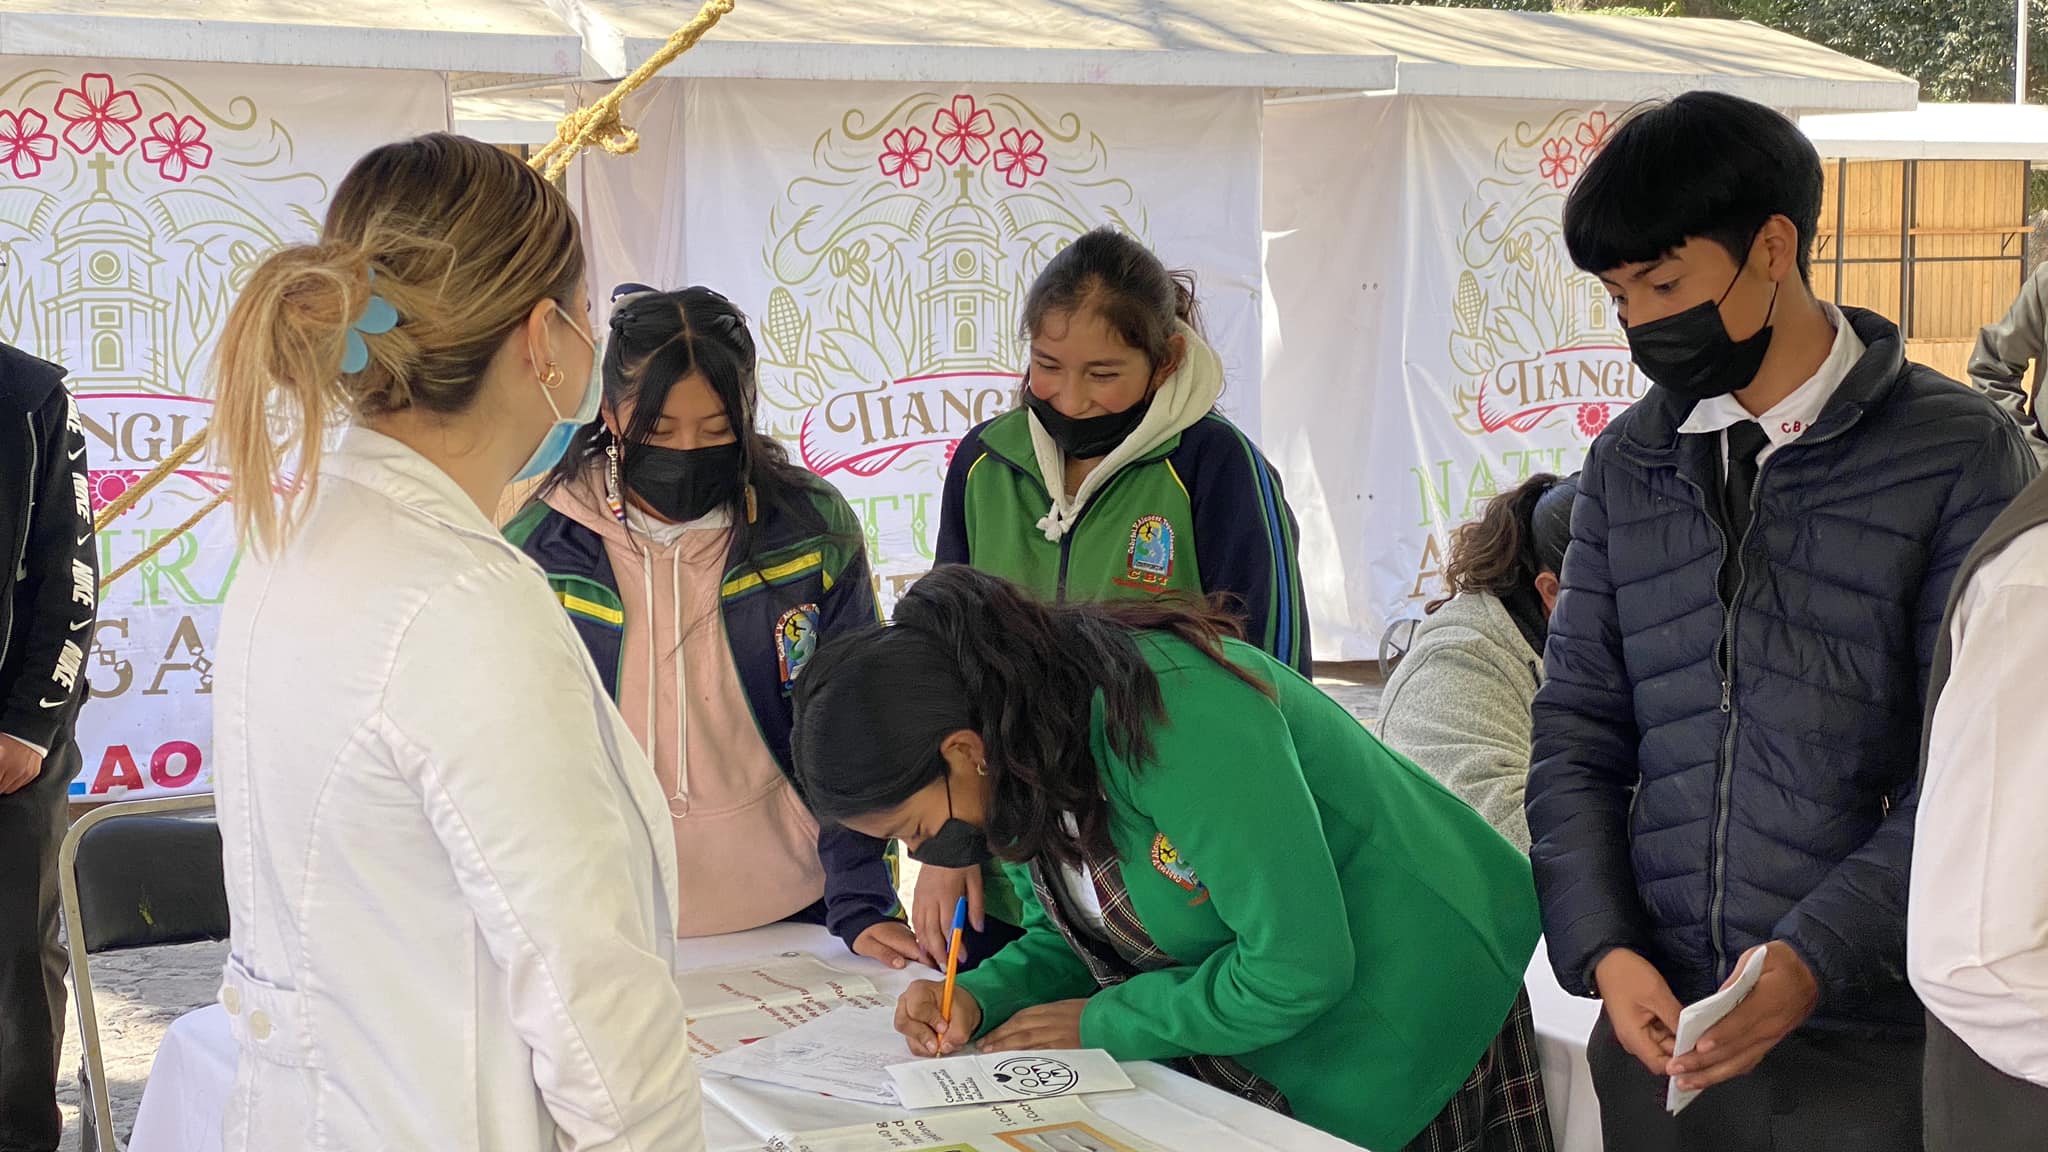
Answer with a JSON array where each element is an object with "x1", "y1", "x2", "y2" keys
[
  {"x1": 1679, "y1": 301, "x2": 1866, "y2": 468},
  {"x1": 1911, "y1": 522, "x2": 2048, "y2": 1087}
]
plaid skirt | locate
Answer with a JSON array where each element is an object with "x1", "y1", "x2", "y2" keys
[{"x1": 1404, "y1": 988, "x2": 1555, "y2": 1152}]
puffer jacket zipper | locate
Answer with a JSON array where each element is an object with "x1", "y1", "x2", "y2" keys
[{"x1": 1662, "y1": 412, "x2": 1864, "y2": 984}]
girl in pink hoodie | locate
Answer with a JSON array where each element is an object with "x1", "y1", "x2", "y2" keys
[{"x1": 507, "y1": 285, "x2": 915, "y2": 966}]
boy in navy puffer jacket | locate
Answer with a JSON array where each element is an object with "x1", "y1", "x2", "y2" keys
[{"x1": 1526, "y1": 91, "x2": 2035, "y2": 1149}]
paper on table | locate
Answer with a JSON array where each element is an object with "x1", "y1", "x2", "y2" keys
[
  {"x1": 763, "y1": 1096, "x2": 1170, "y2": 1151},
  {"x1": 887, "y1": 1049, "x2": 1133, "y2": 1110},
  {"x1": 702, "y1": 1003, "x2": 921, "y2": 1105},
  {"x1": 680, "y1": 954, "x2": 888, "y2": 1057},
  {"x1": 1665, "y1": 946, "x2": 1769, "y2": 1115}
]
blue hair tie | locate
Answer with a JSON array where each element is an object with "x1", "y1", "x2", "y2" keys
[{"x1": 342, "y1": 272, "x2": 399, "y2": 374}]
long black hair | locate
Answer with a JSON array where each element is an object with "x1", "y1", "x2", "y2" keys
[
  {"x1": 539, "y1": 285, "x2": 844, "y2": 569},
  {"x1": 790, "y1": 566, "x2": 1265, "y2": 868}
]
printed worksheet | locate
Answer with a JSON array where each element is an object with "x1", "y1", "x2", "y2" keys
[
  {"x1": 887, "y1": 1050, "x2": 1132, "y2": 1110},
  {"x1": 763, "y1": 1097, "x2": 1170, "y2": 1152},
  {"x1": 681, "y1": 954, "x2": 888, "y2": 1056},
  {"x1": 703, "y1": 1002, "x2": 921, "y2": 1104}
]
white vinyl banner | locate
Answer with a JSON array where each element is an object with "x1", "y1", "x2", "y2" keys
[
  {"x1": 1264, "y1": 95, "x2": 1626, "y2": 659},
  {"x1": 579, "y1": 79, "x2": 1264, "y2": 608},
  {"x1": 0, "y1": 57, "x2": 447, "y2": 800}
]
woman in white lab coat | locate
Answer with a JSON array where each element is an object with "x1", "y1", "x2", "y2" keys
[{"x1": 208, "y1": 133, "x2": 705, "y2": 1151}]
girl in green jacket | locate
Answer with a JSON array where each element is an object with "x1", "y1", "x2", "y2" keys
[
  {"x1": 922, "y1": 227, "x2": 1310, "y2": 972},
  {"x1": 790, "y1": 566, "x2": 1550, "y2": 1152}
]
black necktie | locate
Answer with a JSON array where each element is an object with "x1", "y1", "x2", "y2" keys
[{"x1": 1719, "y1": 420, "x2": 1769, "y2": 604}]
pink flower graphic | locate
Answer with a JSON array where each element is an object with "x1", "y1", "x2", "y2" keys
[
  {"x1": 0, "y1": 110, "x2": 58, "y2": 180},
  {"x1": 931, "y1": 95, "x2": 994, "y2": 166},
  {"x1": 1575, "y1": 111, "x2": 1613, "y2": 161},
  {"x1": 992, "y1": 128, "x2": 1047, "y2": 189},
  {"x1": 141, "y1": 114, "x2": 212, "y2": 183},
  {"x1": 1539, "y1": 137, "x2": 1578, "y2": 189},
  {"x1": 879, "y1": 127, "x2": 933, "y2": 188},
  {"x1": 54, "y1": 73, "x2": 142, "y2": 155},
  {"x1": 1577, "y1": 403, "x2": 1611, "y2": 438},
  {"x1": 89, "y1": 470, "x2": 143, "y2": 514}
]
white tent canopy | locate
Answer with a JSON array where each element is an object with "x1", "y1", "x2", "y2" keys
[
  {"x1": 0, "y1": 0, "x2": 581, "y2": 79},
  {"x1": 1314, "y1": 5, "x2": 1913, "y2": 109},
  {"x1": 562, "y1": 0, "x2": 1396, "y2": 92},
  {"x1": 7, "y1": 0, "x2": 1914, "y2": 111},
  {"x1": 562, "y1": 0, "x2": 1911, "y2": 108},
  {"x1": 1802, "y1": 102, "x2": 2048, "y2": 160}
]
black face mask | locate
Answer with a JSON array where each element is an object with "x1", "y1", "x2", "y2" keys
[
  {"x1": 907, "y1": 772, "x2": 991, "y2": 868},
  {"x1": 1023, "y1": 387, "x2": 1152, "y2": 460},
  {"x1": 622, "y1": 441, "x2": 743, "y2": 524},
  {"x1": 1626, "y1": 266, "x2": 1780, "y2": 403}
]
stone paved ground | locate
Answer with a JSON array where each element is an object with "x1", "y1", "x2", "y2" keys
[{"x1": 54, "y1": 665, "x2": 1385, "y2": 1149}]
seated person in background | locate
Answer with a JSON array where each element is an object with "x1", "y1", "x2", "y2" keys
[
  {"x1": 1967, "y1": 257, "x2": 2048, "y2": 467},
  {"x1": 507, "y1": 285, "x2": 913, "y2": 965},
  {"x1": 1378, "y1": 473, "x2": 1577, "y2": 852}
]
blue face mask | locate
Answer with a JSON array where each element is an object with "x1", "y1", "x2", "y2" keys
[{"x1": 514, "y1": 304, "x2": 603, "y2": 483}]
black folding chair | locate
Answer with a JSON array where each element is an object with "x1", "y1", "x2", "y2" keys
[{"x1": 57, "y1": 796, "x2": 229, "y2": 1152}]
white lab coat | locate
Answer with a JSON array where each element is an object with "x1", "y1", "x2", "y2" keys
[{"x1": 211, "y1": 428, "x2": 705, "y2": 1151}]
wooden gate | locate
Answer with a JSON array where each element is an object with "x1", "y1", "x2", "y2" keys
[{"x1": 1813, "y1": 159, "x2": 2032, "y2": 384}]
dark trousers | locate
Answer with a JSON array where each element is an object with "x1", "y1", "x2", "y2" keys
[
  {"x1": 1924, "y1": 1011, "x2": 2048, "y2": 1152},
  {"x1": 1587, "y1": 1012, "x2": 1922, "y2": 1152},
  {"x1": 0, "y1": 740, "x2": 78, "y2": 1152}
]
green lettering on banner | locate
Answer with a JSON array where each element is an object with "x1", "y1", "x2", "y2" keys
[
  {"x1": 1412, "y1": 459, "x2": 1455, "y2": 528},
  {"x1": 846, "y1": 492, "x2": 936, "y2": 567},
  {"x1": 1464, "y1": 456, "x2": 1499, "y2": 518},
  {"x1": 1410, "y1": 446, "x2": 1587, "y2": 531},
  {"x1": 107, "y1": 530, "x2": 242, "y2": 607}
]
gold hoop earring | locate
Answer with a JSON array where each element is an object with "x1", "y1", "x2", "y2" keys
[
  {"x1": 975, "y1": 761, "x2": 988, "y2": 777},
  {"x1": 542, "y1": 363, "x2": 563, "y2": 389}
]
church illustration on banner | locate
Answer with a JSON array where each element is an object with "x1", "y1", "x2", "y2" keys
[
  {"x1": 42, "y1": 156, "x2": 170, "y2": 393},
  {"x1": 917, "y1": 167, "x2": 1012, "y2": 374},
  {"x1": 763, "y1": 92, "x2": 1147, "y2": 486}
]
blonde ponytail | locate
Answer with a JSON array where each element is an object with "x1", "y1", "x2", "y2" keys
[
  {"x1": 210, "y1": 133, "x2": 584, "y2": 555},
  {"x1": 212, "y1": 244, "x2": 369, "y2": 554}
]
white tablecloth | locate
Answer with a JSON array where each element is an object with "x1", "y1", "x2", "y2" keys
[{"x1": 128, "y1": 924, "x2": 1600, "y2": 1152}]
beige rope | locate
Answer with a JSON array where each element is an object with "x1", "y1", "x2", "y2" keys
[
  {"x1": 98, "y1": 489, "x2": 231, "y2": 592},
  {"x1": 88, "y1": 0, "x2": 736, "y2": 587},
  {"x1": 92, "y1": 433, "x2": 207, "y2": 535},
  {"x1": 530, "y1": 0, "x2": 736, "y2": 182}
]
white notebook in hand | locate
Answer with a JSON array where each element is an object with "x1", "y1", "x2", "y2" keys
[{"x1": 1665, "y1": 947, "x2": 1769, "y2": 1115}]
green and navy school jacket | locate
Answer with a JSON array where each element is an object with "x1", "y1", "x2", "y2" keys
[
  {"x1": 504, "y1": 485, "x2": 899, "y2": 950},
  {"x1": 937, "y1": 408, "x2": 1312, "y2": 676}
]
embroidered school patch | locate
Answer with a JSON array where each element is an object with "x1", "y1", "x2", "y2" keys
[
  {"x1": 1150, "y1": 833, "x2": 1209, "y2": 905},
  {"x1": 1120, "y1": 514, "x2": 1175, "y2": 591},
  {"x1": 776, "y1": 604, "x2": 820, "y2": 690}
]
